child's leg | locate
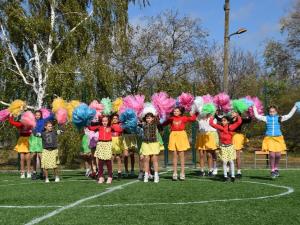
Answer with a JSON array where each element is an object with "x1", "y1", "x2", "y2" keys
[
  {"x1": 44, "y1": 169, "x2": 49, "y2": 179},
  {"x1": 229, "y1": 160, "x2": 235, "y2": 177},
  {"x1": 207, "y1": 151, "x2": 213, "y2": 171},
  {"x1": 172, "y1": 151, "x2": 178, "y2": 175},
  {"x1": 236, "y1": 150, "x2": 241, "y2": 174},
  {"x1": 130, "y1": 150, "x2": 135, "y2": 172},
  {"x1": 269, "y1": 152, "x2": 276, "y2": 172},
  {"x1": 20, "y1": 153, "x2": 25, "y2": 174},
  {"x1": 123, "y1": 149, "x2": 129, "y2": 173},
  {"x1": 25, "y1": 153, "x2": 31, "y2": 174},
  {"x1": 144, "y1": 156, "x2": 150, "y2": 174},
  {"x1": 274, "y1": 152, "x2": 281, "y2": 171},
  {"x1": 152, "y1": 155, "x2": 159, "y2": 173},
  {"x1": 116, "y1": 155, "x2": 122, "y2": 173},
  {"x1": 54, "y1": 168, "x2": 59, "y2": 177},
  {"x1": 212, "y1": 151, "x2": 218, "y2": 173},
  {"x1": 199, "y1": 150, "x2": 205, "y2": 172},
  {"x1": 179, "y1": 151, "x2": 185, "y2": 176},
  {"x1": 98, "y1": 159, "x2": 104, "y2": 178},
  {"x1": 223, "y1": 161, "x2": 228, "y2": 177},
  {"x1": 105, "y1": 160, "x2": 113, "y2": 178},
  {"x1": 32, "y1": 153, "x2": 37, "y2": 173}
]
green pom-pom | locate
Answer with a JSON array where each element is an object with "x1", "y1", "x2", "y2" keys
[
  {"x1": 202, "y1": 103, "x2": 216, "y2": 115},
  {"x1": 101, "y1": 98, "x2": 112, "y2": 115},
  {"x1": 232, "y1": 99, "x2": 249, "y2": 113}
]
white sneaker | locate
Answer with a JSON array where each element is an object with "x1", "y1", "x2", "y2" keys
[
  {"x1": 55, "y1": 177, "x2": 60, "y2": 182},
  {"x1": 144, "y1": 173, "x2": 149, "y2": 183},
  {"x1": 20, "y1": 173, "x2": 25, "y2": 179},
  {"x1": 45, "y1": 178, "x2": 50, "y2": 183},
  {"x1": 85, "y1": 169, "x2": 91, "y2": 177},
  {"x1": 27, "y1": 173, "x2": 31, "y2": 179},
  {"x1": 179, "y1": 174, "x2": 185, "y2": 181},
  {"x1": 172, "y1": 174, "x2": 178, "y2": 181},
  {"x1": 213, "y1": 168, "x2": 218, "y2": 175},
  {"x1": 154, "y1": 175, "x2": 159, "y2": 183}
]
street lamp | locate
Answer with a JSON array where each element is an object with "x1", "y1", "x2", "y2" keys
[{"x1": 223, "y1": 0, "x2": 247, "y2": 93}]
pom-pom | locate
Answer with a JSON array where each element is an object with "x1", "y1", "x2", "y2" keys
[
  {"x1": 112, "y1": 98, "x2": 123, "y2": 113},
  {"x1": 151, "y1": 92, "x2": 176, "y2": 118},
  {"x1": 72, "y1": 104, "x2": 96, "y2": 129},
  {"x1": 232, "y1": 99, "x2": 249, "y2": 114},
  {"x1": 8, "y1": 100, "x2": 27, "y2": 116},
  {"x1": 202, "y1": 94, "x2": 213, "y2": 104},
  {"x1": 120, "y1": 95, "x2": 145, "y2": 116},
  {"x1": 40, "y1": 108, "x2": 51, "y2": 119},
  {"x1": 213, "y1": 92, "x2": 231, "y2": 113},
  {"x1": 178, "y1": 92, "x2": 194, "y2": 112},
  {"x1": 119, "y1": 109, "x2": 138, "y2": 133},
  {"x1": 66, "y1": 100, "x2": 81, "y2": 120},
  {"x1": 202, "y1": 103, "x2": 216, "y2": 115},
  {"x1": 246, "y1": 96, "x2": 264, "y2": 118},
  {"x1": 241, "y1": 98, "x2": 254, "y2": 108},
  {"x1": 191, "y1": 96, "x2": 204, "y2": 114},
  {"x1": 89, "y1": 100, "x2": 104, "y2": 118},
  {"x1": 52, "y1": 97, "x2": 66, "y2": 113},
  {"x1": 56, "y1": 108, "x2": 68, "y2": 125},
  {"x1": 0, "y1": 109, "x2": 10, "y2": 122},
  {"x1": 100, "y1": 98, "x2": 112, "y2": 115},
  {"x1": 296, "y1": 102, "x2": 300, "y2": 113},
  {"x1": 20, "y1": 111, "x2": 36, "y2": 128},
  {"x1": 140, "y1": 103, "x2": 157, "y2": 118}
]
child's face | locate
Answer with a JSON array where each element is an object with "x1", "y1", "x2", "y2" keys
[
  {"x1": 146, "y1": 116, "x2": 154, "y2": 124},
  {"x1": 45, "y1": 123, "x2": 53, "y2": 132},
  {"x1": 269, "y1": 107, "x2": 277, "y2": 116},
  {"x1": 112, "y1": 116, "x2": 119, "y2": 124},
  {"x1": 173, "y1": 109, "x2": 181, "y2": 116},
  {"x1": 35, "y1": 112, "x2": 41, "y2": 120},
  {"x1": 231, "y1": 111, "x2": 238, "y2": 118},
  {"x1": 102, "y1": 117, "x2": 109, "y2": 126},
  {"x1": 221, "y1": 118, "x2": 229, "y2": 126}
]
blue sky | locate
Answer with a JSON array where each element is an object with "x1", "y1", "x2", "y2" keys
[{"x1": 129, "y1": 0, "x2": 294, "y2": 59}]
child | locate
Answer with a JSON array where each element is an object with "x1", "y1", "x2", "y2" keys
[
  {"x1": 87, "y1": 119, "x2": 100, "y2": 178},
  {"x1": 209, "y1": 115, "x2": 242, "y2": 182},
  {"x1": 196, "y1": 114, "x2": 219, "y2": 177},
  {"x1": 111, "y1": 114, "x2": 124, "y2": 180},
  {"x1": 41, "y1": 121, "x2": 63, "y2": 183},
  {"x1": 30, "y1": 110, "x2": 54, "y2": 180},
  {"x1": 9, "y1": 115, "x2": 32, "y2": 178},
  {"x1": 253, "y1": 104, "x2": 297, "y2": 178},
  {"x1": 231, "y1": 111, "x2": 251, "y2": 178},
  {"x1": 162, "y1": 107, "x2": 197, "y2": 181},
  {"x1": 140, "y1": 113, "x2": 161, "y2": 183},
  {"x1": 89, "y1": 116, "x2": 114, "y2": 184},
  {"x1": 81, "y1": 128, "x2": 93, "y2": 177}
]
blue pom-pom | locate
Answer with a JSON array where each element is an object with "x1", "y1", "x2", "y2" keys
[
  {"x1": 72, "y1": 103, "x2": 96, "y2": 129},
  {"x1": 296, "y1": 102, "x2": 300, "y2": 112},
  {"x1": 241, "y1": 98, "x2": 254, "y2": 107},
  {"x1": 120, "y1": 109, "x2": 138, "y2": 133}
]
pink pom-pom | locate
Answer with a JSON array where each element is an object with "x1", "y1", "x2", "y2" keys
[
  {"x1": 89, "y1": 100, "x2": 104, "y2": 118},
  {"x1": 246, "y1": 96, "x2": 264, "y2": 118},
  {"x1": 213, "y1": 92, "x2": 231, "y2": 113},
  {"x1": 151, "y1": 92, "x2": 176, "y2": 118},
  {"x1": 178, "y1": 92, "x2": 194, "y2": 112},
  {"x1": 120, "y1": 95, "x2": 145, "y2": 116},
  {"x1": 56, "y1": 108, "x2": 68, "y2": 125},
  {"x1": 21, "y1": 111, "x2": 36, "y2": 128},
  {"x1": 202, "y1": 94, "x2": 214, "y2": 104},
  {"x1": 0, "y1": 109, "x2": 10, "y2": 122},
  {"x1": 40, "y1": 108, "x2": 51, "y2": 119}
]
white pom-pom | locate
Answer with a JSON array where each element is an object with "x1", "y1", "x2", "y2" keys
[
  {"x1": 191, "y1": 96, "x2": 204, "y2": 113},
  {"x1": 140, "y1": 102, "x2": 158, "y2": 118}
]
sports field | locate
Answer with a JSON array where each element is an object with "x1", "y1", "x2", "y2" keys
[{"x1": 0, "y1": 169, "x2": 299, "y2": 225}]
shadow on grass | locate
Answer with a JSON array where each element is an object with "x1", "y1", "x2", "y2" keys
[{"x1": 246, "y1": 175, "x2": 273, "y2": 181}]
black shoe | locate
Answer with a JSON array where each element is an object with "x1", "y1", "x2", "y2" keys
[
  {"x1": 39, "y1": 172, "x2": 44, "y2": 180},
  {"x1": 231, "y1": 177, "x2": 235, "y2": 182},
  {"x1": 223, "y1": 177, "x2": 230, "y2": 182},
  {"x1": 236, "y1": 173, "x2": 242, "y2": 179},
  {"x1": 31, "y1": 172, "x2": 37, "y2": 180},
  {"x1": 199, "y1": 171, "x2": 205, "y2": 177},
  {"x1": 208, "y1": 171, "x2": 214, "y2": 177},
  {"x1": 117, "y1": 173, "x2": 122, "y2": 181},
  {"x1": 271, "y1": 171, "x2": 277, "y2": 179},
  {"x1": 274, "y1": 170, "x2": 279, "y2": 177}
]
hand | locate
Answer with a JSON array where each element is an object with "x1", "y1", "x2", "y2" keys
[
  {"x1": 36, "y1": 133, "x2": 41, "y2": 137},
  {"x1": 57, "y1": 130, "x2": 63, "y2": 135}
]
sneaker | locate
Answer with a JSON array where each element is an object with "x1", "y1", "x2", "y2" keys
[
  {"x1": 236, "y1": 173, "x2": 242, "y2": 179},
  {"x1": 86, "y1": 170, "x2": 92, "y2": 177},
  {"x1": 223, "y1": 176, "x2": 230, "y2": 182},
  {"x1": 123, "y1": 172, "x2": 129, "y2": 178},
  {"x1": 39, "y1": 172, "x2": 44, "y2": 180},
  {"x1": 45, "y1": 178, "x2": 50, "y2": 183},
  {"x1": 208, "y1": 171, "x2": 214, "y2": 177},
  {"x1": 55, "y1": 177, "x2": 60, "y2": 182},
  {"x1": 154, "y1": 175, "x2": 159, "y2": 183},
  {"x1": 172, "y1": 174, "x2": 178, "y2": 181},
  {"x1": 98, "y1": 177, "x2": 105, "y2": 184},
  {"x1": 199, "y1": 171, "x2": 205, "y2": 177},
  {"x1": 275, "y1": 170, "x2": 280, "y2": 177},
  {"x1": 106, "y1": 177, "x2": 112, "y2": 184},
  {"x1": 130, "y1": 170, "x2": 135, "y2": 177},
  {"x1": 212, "y1": 168, "x2": 218, "y2": 175},
  {"x1": 117, "y1": 173, "x2": 122, "y2": 181},
  {"x1": 144, "y1": 174, "x2": 149, "y2": 183},
  {"x1": 138, "y1": 172, "x2": 144, "y2": 181},
  {"x1": 31, "y1": 172, "x2": 37, "y2": 180},
  {"x1": 179, "y1": 174, "x2": 185, "y2": 181},
  {"x1": 26, "y1": 173, "x2": 31, "y2": 179},
  {"x1": 271, "y1": 171, "x2": 277, "y2": 179},
  {"x1": 20, "y1": 173, "x2": 25, "y2": 179},
  {"x1": 231, "y1": 177, "x2": 235, "y2": 182}
]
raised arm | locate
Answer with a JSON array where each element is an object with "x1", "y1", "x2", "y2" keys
[
  {"x1": 9, "y1": 116, "x2": 22, "y2": 128},
  {"x1": 280, "y1": 104, "x2": 297, "y2": 122},
  {"x1": 111, "y1": 124, "x2": 123, "y2": 133},
  {"x1": 229, "y1": 116, "x2": 242, "y2": 131},
  {"x1": 88, "y1": 125, "x2": 99, "y2": 131},
  {"x1": 209, "y1": 117, "x2": 224, "y2": 131},
  {"x1": 253, "y1": 106, "x2": 266, "y2": 122}
]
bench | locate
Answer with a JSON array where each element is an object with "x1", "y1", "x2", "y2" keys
[{"x1": 254, "y1": 150, "x2": 288, "y2": 169}]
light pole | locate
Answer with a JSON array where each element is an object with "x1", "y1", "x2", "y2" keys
[{"x1": 223, "y1": 0, "x2": 247, "y2": 93}]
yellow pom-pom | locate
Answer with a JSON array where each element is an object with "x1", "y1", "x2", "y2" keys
[
  {"x1": 52, "y1": 97, "x2": 66, "y2": 113},
  {"x1": 113, "y1": 98, "x2": 123, "y2": 112},
  {"x1": 66, "y1": 100, "x2": 80, "y2": 120},
  {"x1": 8, "y1": 100, "x2": 27, "y2": 116}
]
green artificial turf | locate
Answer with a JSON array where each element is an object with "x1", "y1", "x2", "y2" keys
[{"x1": 0, "y1": 170, "x2": 300, "y2": 225}]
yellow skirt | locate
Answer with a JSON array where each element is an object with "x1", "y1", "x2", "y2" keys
[
  {"x1": 41, "y1": 149, "x2": 59, "y2": 169},
  {"x1": 140, "y1": 142, "x2": 161, "y2": 156},
  {"x1": 232, "y1": 133, "x2": 249, "y2": 151},
  {"x1": 196, "y1": 132, "x2": 218, "y2": 151},
  {"x1": 168, "y1": 131, "x2": 190, "y2": 151},
  {"x1": 112, "y1": 136, "x2": 124, "y2": 155},
  {"x1": 123, "y1": 134, "x2": 137, "y2": 150},
  {"x1": 14, "y1": 136, "x2": 29, "y2": 153},
  {"x1": 219, "y1": 145, "x2": 236, "y2": 162},
  {"x1": 262, "y1": 136, "x2": 286, "y2": 152},
  {"x1": 95, "y1": 141, "x2": 112, "y2": 160}
]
